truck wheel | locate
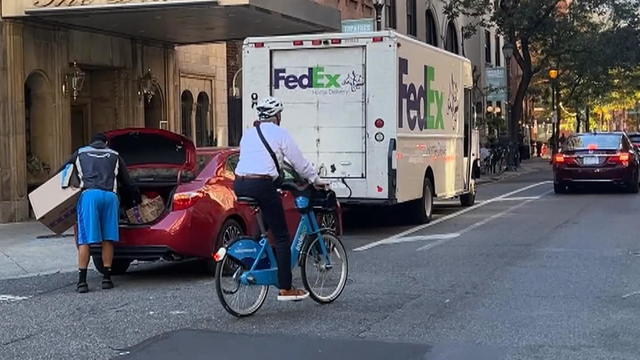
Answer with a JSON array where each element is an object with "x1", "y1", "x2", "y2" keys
[
  {"x1": 92, "y1": 256, "x2": 131, "y2": 275},
  {"x1": 460, "y1": 189, "x2": 476, "y2": 207},
  {"x1": 413, "y1": 178, "x2": 434, "y2": 224}
]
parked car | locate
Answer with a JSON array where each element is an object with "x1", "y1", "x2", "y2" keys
[
  {"x1": 627, "y1": 132, "x2": 640, "y2": 149},
  {"x1": 89, "y1": 128, "x2": 342, "y2": 274},
  {"x1": 553, "y1": 132, "x2": 639, "y2": 194}
]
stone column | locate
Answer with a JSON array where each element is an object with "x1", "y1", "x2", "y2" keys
[{"x1": 0, "y1": 21, "x2": 28, "y2": 222}]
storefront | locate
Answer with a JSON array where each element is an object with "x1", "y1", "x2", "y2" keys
[{"x1": 0, "y1": 0, "x2": 340, "y2": 222}]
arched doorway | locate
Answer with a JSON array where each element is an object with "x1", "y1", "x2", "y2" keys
[
  {"x1": 425, "y1": 10, "x2": 438, "y2": 47},
  {"x1": 144, "y1": 85, "x2": 163, "y2": 129},
  {"x1": 445, "y1": 21, "x2": 460, "y2": 54},
  {"x1": 195, "y1": 92, "x2": 211, "y2": 147},
  {"x1": 181, "y1": 90, "x2": 194, "y2": 139},
  {"x1": 24, "y1": 72, "x2": 54, "y2": 191}
]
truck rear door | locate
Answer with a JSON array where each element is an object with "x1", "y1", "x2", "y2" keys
[{"x1": 271, "y1": 46, "x2": 366, "y2": 178}]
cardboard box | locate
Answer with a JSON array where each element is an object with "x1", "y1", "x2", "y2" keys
[
  {"x1": 28, "y1": 165, "x2": 81, "y2": 234},
  {"x1": 125, "y1": 195, "x2": 165, "y2": 224}
]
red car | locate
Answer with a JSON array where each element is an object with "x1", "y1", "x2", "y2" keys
[
  {"x1": 89, "y1": 128, "x2": 341, "y2": 274},
  {"x1": 553, "y1": 132, "x2": 640, "y2": 194}
]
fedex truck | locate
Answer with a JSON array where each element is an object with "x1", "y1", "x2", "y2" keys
[{"x1": 242, "y1": 31, "x2": 480, "y2": 223}]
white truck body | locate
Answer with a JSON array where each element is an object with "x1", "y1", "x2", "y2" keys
[{"x1": 243, "y1": 31, "x2": 479, "y2": 206}]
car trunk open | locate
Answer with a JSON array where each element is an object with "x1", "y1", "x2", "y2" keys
[{"x1": 105, "y1": 128, "x2": 196, "y2": 225}]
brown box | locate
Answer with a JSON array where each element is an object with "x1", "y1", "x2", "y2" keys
[
  {"x1": 28, "y1": 168, "x2": 81, "y2": 234},
  {"x1": 125, "y1": 195, "x2": 165, "y2": 224}
]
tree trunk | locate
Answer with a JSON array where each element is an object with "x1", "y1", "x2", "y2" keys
[
  {"x1": 585, "y1": 105, "x2": 590, "y2": 132},
  {"x1": 511, "y1": 70, "x2": 532, "y2": 134},
  {"x1": 576, "y1": 114, "x2": 580, "y2": 133}
]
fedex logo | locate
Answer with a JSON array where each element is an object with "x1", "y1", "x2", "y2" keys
[
  {"x1": 398, "y1": 57, "x2": 445, "y2": 130},
  {"x1": 273, "y1": 67, "x2": 341, "y2": 90}
]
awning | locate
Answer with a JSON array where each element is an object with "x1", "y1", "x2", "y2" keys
[{"x1": 9, "y1": 0, "x2": 340, "y2": 44}]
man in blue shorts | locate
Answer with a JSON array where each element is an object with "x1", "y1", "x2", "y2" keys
[{"x1": 60, "y1": 133, "x2": 140, "y2": 293}]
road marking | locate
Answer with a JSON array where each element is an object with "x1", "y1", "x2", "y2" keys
[
  {"x1": 494, "y1": 196, "x2": 543, "y2": 201},
  {"x1": 622, "y1": 291, "x2": 640, "y2": 299},
  {"x1": 354, "y1": 181, "x2": 552, "y2": 252},
  {"x1": 416, "y1": 190, "x2": 553, "y2": 252},
  {"x1": 372, "y1": 233, "x2": 461, "y2": 246},
  {"x1": 0, "y1": 294, "x2": 30, "y2": 303}
]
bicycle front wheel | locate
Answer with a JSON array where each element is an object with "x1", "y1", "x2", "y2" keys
[
  {"x1": 301, "y1": 233, "x2": 348, "y2": 304},
  {"x1": 215, "y1": 256, "x2": 268, "y2": 317}
]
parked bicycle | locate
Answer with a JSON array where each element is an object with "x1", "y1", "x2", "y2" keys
[{"x1": 213, "y1": 182, "x2": 348, "y2": 317}]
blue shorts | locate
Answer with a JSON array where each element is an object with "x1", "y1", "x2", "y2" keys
[{"x1": 76, "y1": 189, "x2": 120, "y2": 245}]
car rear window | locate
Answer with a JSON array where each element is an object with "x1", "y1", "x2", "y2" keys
[{"x1": 564, "y1": 134, "x2": 621, "y2": 150}]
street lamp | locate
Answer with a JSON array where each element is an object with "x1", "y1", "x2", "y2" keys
[
  {"x1": 502, "y1": 41, "x2": 516, "y2": 169},
  {"x1": 373, "y1": 0, "x2": 384, "y2": 31},
  {"x1": 548, "y1": 67, "x2": 559, "y2": 156}
]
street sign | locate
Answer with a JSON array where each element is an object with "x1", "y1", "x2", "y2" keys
[
  {"x1": 342, "y1": 18, "x2": 375, "y2": 33},
  {"x1": 485, "y1": 67, "x2": 506, "y2": 102}
]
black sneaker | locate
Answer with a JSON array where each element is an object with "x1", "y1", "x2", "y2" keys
[
  {"x1": 77, "y1": 282, "x2": 89, "y2": 293},
  {"x1": 102, "y1": 279, "x2": 114, "y2": 290}
]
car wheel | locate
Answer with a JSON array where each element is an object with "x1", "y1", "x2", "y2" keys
[
  {"x1": 554, "y1": 182, "x2": 567, "y2": 194},
  {"x1": 205, "y1": 218, "x2": 244, "y2": 275},
  {"x1": 460, "y1": 182, "x2": 476, "y2": 207},
  {"x1": 92, "y1": 256, "x2": 131, "y2": 275},
  {"x1": 412, "y1": 178, "x2": 434, "y2": 224}
]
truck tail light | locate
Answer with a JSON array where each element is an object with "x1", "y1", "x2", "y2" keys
[
  {"x1": 312, "y1": 39, "x2": 322, "y2": 46},
  {"x1": 374, "y1": 118, "x2": 384, "y2": 128},
  {"x1": 330, "y1": 39, "x2": 342, "y2": 44},
  {"x1": 173, "y1": 191, "x2": 205, "y2": 211},
  {"x1": 293, "y1": 40, "x2": 303, "y2": 46},
  {"x1": 253, "y1": 42, "x2": 264, "y2": 48},
  {"x1": 372, "y1": 37, "x2": 383, "y2": 42}
]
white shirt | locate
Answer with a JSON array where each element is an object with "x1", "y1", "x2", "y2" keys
[{"x1": 235, "y1": 122, "x2": 318, "y2": 183}]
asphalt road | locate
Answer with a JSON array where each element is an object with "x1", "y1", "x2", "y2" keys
[{"x1": 3, "y1": 165, "x2": 640, "y2": 360}]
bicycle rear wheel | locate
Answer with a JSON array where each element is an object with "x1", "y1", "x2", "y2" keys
[
  {"x1": 301, "y1": 233, "x2": 348, "y2": 304},
  {"x1": 215, "y1": 256, "x2": 268, "y2": 317}
]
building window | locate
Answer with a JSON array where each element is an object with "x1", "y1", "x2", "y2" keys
[
  {"x1": 181, "y1": 90, "x2": 193, "y2": 139},
  {"x1": 406, "y1": 0, "x2": 417, "y2": 36},
  {"x1": 495, "y1": 35, "x2": 502, "y2": 67},
  {"x1": 444, "y1": 21, "x2": 459, "y2": 54},
  {"x1": 425, "y1": 10, "x2": 438, "y2": 46},
  {"x1": 386, "y1": 0, "x2": 397, "y2": 29},
  {"x1": 485, "y1": 30, "x2": 492, "y2": 64},
  {"x1": 195, "y1": 92, "x2": 212, "y2": 147}
]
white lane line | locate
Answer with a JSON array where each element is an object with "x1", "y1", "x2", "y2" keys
[
  {"x1": 354, "y1": 181, "x2": 552, "y2": 252},
  {"x1": 622, "y1": 291, "x2": 640, "y2": 299},
  {"x1": 494, "y1": 196, "x2": 542, "y2": 201},
  {"x1": 416, "y1": 190, "x2": 553, "y2": 252},
  {"x1": 377, "y1": 233, "x2": 461, "y2": 246},
  {"x1": 0, "y1": 294, "x2": 30, "y2": 303}
]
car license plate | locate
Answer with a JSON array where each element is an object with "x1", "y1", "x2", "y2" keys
[{"x1": 583, "y1": 156, "x2": 599, "y2": 165}]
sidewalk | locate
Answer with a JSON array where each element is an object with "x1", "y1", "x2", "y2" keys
[
  {"x1": 476, "y1": 157, "x2": 550, "y2": 185},
  {"x1": 0, "y1": 222, "x2": 77, "y2": 280}
]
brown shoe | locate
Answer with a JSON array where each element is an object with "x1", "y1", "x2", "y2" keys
[{"x1": 277, "y1": 288, "x2": 309, "y2": 302}]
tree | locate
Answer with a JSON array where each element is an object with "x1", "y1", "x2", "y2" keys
[{"x1": 444, "y1": 0, "x2": 640, "y2": 131}]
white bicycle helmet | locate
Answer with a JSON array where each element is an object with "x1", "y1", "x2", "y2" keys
[{"x1": 256, "y1": 97, "x2": 284, "y2": 120}]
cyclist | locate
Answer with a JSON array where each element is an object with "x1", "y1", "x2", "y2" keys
[{"x1": 234, "y1": 96, "x2": 328, "y2": 301}]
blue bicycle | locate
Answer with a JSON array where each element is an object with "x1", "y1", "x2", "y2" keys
[{"x1": 214, "y1": 182, "x2": 348, "y2": 317}]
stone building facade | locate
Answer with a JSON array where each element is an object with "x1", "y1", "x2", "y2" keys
[{"x1": 0, "y1": 0, "x2": 340, "y2": 223}]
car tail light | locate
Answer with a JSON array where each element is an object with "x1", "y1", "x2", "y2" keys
[
  {"x1": 293, "y1": 40, "x2": 303, "y2": 46},
  {"x1": 587, "y1": 143, "x2": 598, "y2": 150},
  {"x1": 554, "y1": 154, "x2": 565, "y2": 163},
  {"x1": 608, "y1": 152, "x2": 631, "y2": 167},
  {"x1": 374, "y1": 118, "x2": 384, "y2": 128},
  {"x1": 173, "y1": 191, "x2": 205, "y2": 211}
]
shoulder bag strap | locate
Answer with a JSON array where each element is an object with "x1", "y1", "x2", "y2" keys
[{"x1": 255, "y1": 123, "x2": 282, "y2": 176}]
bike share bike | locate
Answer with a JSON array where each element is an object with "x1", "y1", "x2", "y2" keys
[{"x1": 213, "y1": 182, "x2": 348, "y2": 317}]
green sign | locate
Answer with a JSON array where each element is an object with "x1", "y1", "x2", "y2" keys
[{"x1": 341, "y1": 18, "x2": 375, "y2": 33}]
